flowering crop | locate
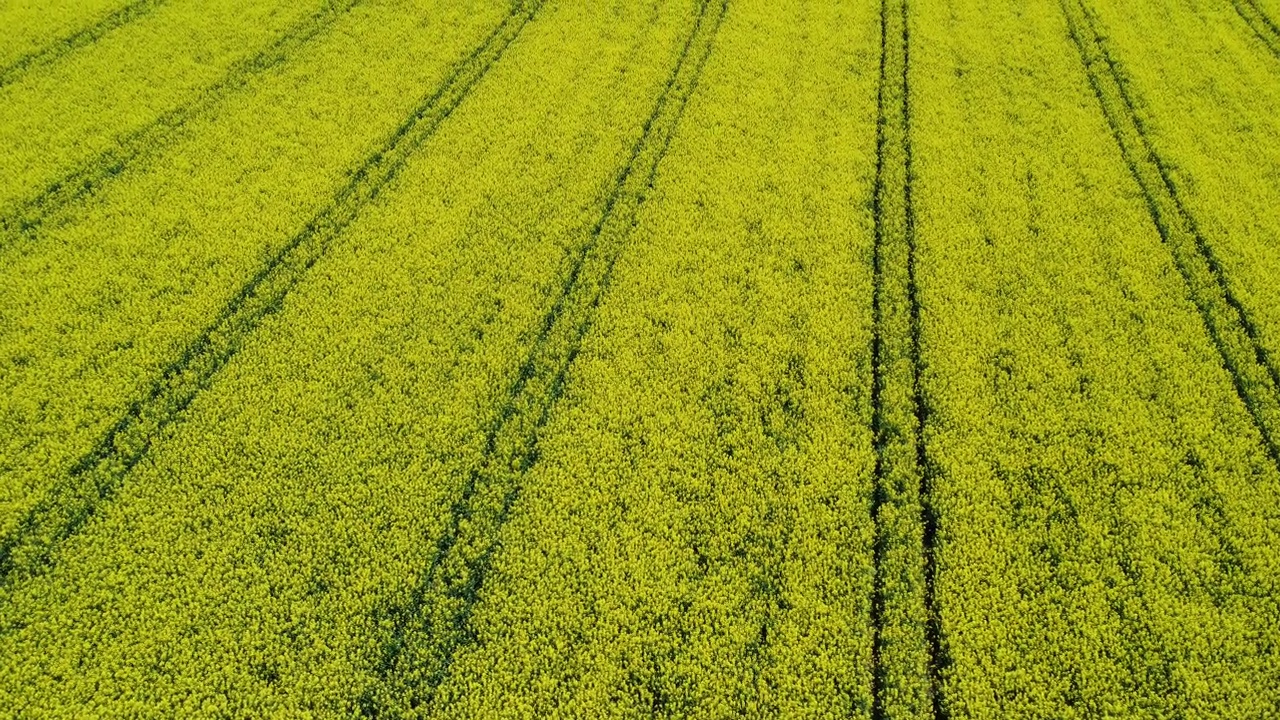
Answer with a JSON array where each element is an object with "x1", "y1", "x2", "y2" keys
[{"x1": 1, "y1": 0, "x2": 1278, "y2": 716}]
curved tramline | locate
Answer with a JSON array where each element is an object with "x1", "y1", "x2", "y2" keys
[{"x1": 0, "y1": 0, "x2": 541, "y2": 589}]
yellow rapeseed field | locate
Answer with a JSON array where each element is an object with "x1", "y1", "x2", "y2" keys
[{"x1": 1, "y1": 0, "x2": 1278, "y2": 717}]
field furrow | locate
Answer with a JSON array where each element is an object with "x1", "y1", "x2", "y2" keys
[
  {"x1": 0, "y1": 0, "x2": 169, "y2": 88},
  {"x1": 869, "y1": 0, "x2": 941, "y2": 717},
  {"x1": 914, "y1": 0, "x2": 1280, "y2": 715},
  {"x1": 0, "y1": 0, "x2": 540, "y2": 589},
  {"x1": 1262, "y1": 0, "x2": 1280, "y2": 23},
  {"x1": 0, "y1": 0, "x2": 720, "y2": 713},
  {"x1": 1075, "y1": 0, "x2": 1280, "y2": 423},
  {"x1": 0, "y1": 0, "x2": 367, "y2": 246}
]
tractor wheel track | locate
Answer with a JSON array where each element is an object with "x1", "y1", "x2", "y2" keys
[
  {"x1": 1060, "y1": 0, "x2": 1280, "y2": 473},
  {"x1": 869, "y1": 0, "x2": 946, "y2": 717},
  {"x1": 0, "y1": 0, "x2": 542, "y2": 592},
  {"x1": 0, "y1": 0, "x2": 171, "y2": 90},
  {"x1": 354, "y1": 1, "x2": 729, "y2": 715},
  {"x1": 0, "y1": 0, "x2": 368, "y2": 250},
  {"x1": 1231, "y1": 0, "x2": 1280, "y2": 59}
]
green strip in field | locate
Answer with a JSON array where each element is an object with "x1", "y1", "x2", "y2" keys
[
  {"x1": 0, "y1": 0, "x2": 368, "y2": 246},
  {"x1": 869, "y1": 0, "x2": 941, "y2": 717},
  {"x1": 0, "y1": 0, "x2": 537, "y2": 588},
  {"x1": 356, "y1": 1, "x2": 727, "y2": 715},
  {"x1": 0, "y1": 0, "x2": 168, "y2": 89},
  {"x1": 1060, "y1": 0, "x2": 1280, "y2": 470}
]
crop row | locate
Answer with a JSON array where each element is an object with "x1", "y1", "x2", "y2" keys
[
  {"x1": 1074, "y1": 0, "x2": 1280, "y2": 462},
  {"x1": 0, "y1": 0, "x2": 129, "y2": 70},
  {"x1": 1232, "y1": 0, "x2": 1280, "y2": 57},
  {"x1": 1062, "y1": 0, "x2": 1280, "y2": 468}
]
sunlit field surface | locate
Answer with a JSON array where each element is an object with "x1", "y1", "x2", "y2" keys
[{"x1": 1, "y1": 0, "x2": 1279, "y2": 717}]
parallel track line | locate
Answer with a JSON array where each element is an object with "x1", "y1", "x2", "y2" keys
[
  {"x1": 869, "y1": 0, "x2": 945, "y2": 716},
  {"x1": 1231, "y1": 0, "x2": 1280, "y2": 59},
  {"x1": 0, "y1": 0, "x2": 367, "y2": 249},
  {"x1": 0, "y1": 0, "x2": 171, "y2": 89},
  {"x1": 0, "y1": 0, "x2": 540, "y2": 591},
  {"x1": 1061, "y1": 0, "x2": 1280, "y2": 473},
  {"x1": 355, "y1": 1, "x2": 728, "y2": 715}
]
